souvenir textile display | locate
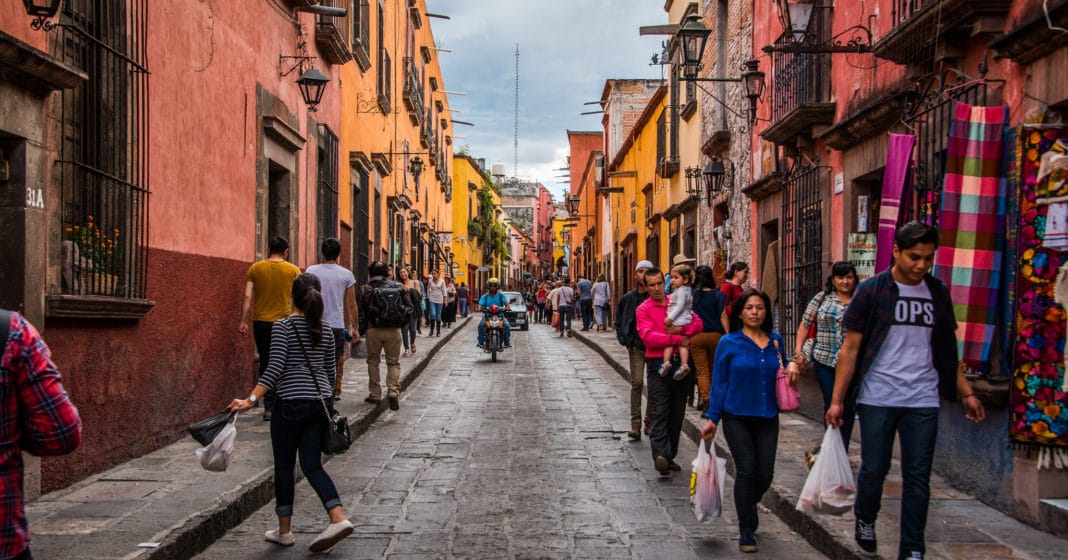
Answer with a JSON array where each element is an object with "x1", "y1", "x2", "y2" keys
[
  {"x1": 875, "y1": 134, "x2": 916, "y2": 274},
  {"x1": 1010, "y1": 124, "x2": 1068, "y2": 449},
  {"x1": 934, "y1": 103, "x2": 1009, "y2": 374}
]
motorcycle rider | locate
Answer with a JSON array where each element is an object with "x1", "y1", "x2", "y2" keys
[{"x1": 477, "y1": 278, "x2": 512, "y2": 349}]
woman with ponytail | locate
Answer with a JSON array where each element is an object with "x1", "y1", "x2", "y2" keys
[{"x1": 229, "y1": 273, "x2": 353, "y2": 552}]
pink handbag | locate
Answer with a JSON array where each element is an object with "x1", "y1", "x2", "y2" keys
[{"x1": 773, "y1": 339, "x2": 800, "y2": 412}]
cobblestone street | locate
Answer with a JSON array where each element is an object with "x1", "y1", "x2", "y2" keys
[{"x1": 193, "y1": 321, "x2": 822, "y2": 559}]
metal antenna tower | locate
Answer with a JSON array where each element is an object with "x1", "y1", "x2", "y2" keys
[{"x1": 513, "y1": 44, "x2": 519, "y2": 181}]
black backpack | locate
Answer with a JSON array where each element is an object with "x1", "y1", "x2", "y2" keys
[{"x1": 364, "y1": 282, "x2": 412, "y2": 328}]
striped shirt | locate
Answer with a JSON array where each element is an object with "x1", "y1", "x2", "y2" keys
[{"x1": 258, "y1": 316, "x2": 336, "y2": 400}]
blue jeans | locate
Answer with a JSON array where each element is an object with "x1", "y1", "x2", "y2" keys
[
  {"x1": 477, "y1": 316, "x2": 511, "y2": 346},
  {"x1": 401, "y1": 315, "x2": 418, "y2": 350},
  {"x1": 580, "y1": 299, "x2": 594, "y2": 329},
  {"x1": 428, "y1": 301, "x2": 443, "y2": 321},
  {"x1": 557, "y1": 305, "x2": 573, "y2": 332},
  {"x1": 460, "y1": 299, "x2": 468, "y2": 317},
  {"x1": 594, "y1": 305, "x2": 608, "y2": 327},
  {"x1": 813, "y1": 360, "x2": 855, "y2": 450},
  {"x1": 855, "y1": 405, "x2": 939, "y2": 559},
  {"x1": 270, "y1": 399, "x2": 342, "y2": 517}
]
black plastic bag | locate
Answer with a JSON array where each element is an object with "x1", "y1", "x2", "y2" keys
[{"x1": 188, "y1": 410, "x2": 236, "y2": 446}]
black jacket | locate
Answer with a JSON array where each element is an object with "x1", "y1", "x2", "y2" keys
[{"x1": 614, "y1": 289, "x2": 648, "y2": 350}]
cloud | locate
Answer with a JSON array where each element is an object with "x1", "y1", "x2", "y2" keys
[{"x1": 426, "y1": 0, "x2": 668, "y2": 199}]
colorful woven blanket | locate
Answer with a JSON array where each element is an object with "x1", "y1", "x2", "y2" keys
[
  {"x1": 876, "y1": 134, "x2": 915, "y2": 274},
  {"x1": 935, "y1": 103, "x2": 1008, "y2": 374},
  {"x1": 1011, "y1": 124, "x2": 1068, "y2": 449}
]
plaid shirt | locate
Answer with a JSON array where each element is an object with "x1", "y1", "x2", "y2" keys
[
  {"x1": 841, "y1": 270, "x2": 961, "y2": 404},
  {"x1": 1, "y1": 312, "x2": 82, "y2": 559},
  {"x1": 801, "y1": 291, "x2": 849, "y2": 367}
]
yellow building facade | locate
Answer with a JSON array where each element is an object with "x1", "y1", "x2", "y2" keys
[
  {"x1": 337, "y1": 0, "x2": 454, "y2": 282},
  {"x1": 451, "y1": 155, "x2": 487, "y2": 292},
  {"x1": 607, "y1": 86, "x2": 668, "y2": 292}
]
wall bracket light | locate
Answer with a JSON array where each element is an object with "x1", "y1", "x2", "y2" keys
[{"x1": 23, "y1": 0, "x2": 61, "y2": 31}]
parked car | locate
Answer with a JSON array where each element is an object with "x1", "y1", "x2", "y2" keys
[{"x1": 501, "y1": 291, "x2": 529, "y2": 331}]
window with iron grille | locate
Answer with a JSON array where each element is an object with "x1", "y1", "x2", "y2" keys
[
  {"x1": 769, "y1": 3, "x2": 831, "y2": 123},
  {"x1": 353, "y1": 165, "x2": 370, "y2": 284},
  {"x1": 904, "y1": 82, "x2": 991, "y2": 227},
  {"x1": 351, "y1": 0, "x2": 371, "y2": 71},
  {"x1": 779, "y1": 166, "x2": 828, "y2": 356},
  {"x1": 656, "y1": 111, "x2": 666, "y2": 167},
  {"x1": 317, "y1": 126, "x2": 339, "y2": 252},
  {"x1": 52, "y1": 0, "x2": 149, "y2": 300}
]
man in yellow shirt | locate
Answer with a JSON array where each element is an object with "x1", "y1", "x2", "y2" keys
[{"x1": 238, "y1": 236, "x2": 301, "y2": 420}]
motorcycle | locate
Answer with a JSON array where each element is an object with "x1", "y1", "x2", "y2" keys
[{"x1": 483, "y1": 305, "x2": 506, "y2": 362}]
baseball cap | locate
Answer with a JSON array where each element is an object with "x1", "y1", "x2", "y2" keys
[{"x1": 635, "y1": 260, "x2": 655, "y2": 271}]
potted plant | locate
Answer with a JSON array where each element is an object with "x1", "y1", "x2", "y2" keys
[{"x1": 65, "y1": 216, "x2": 122, "y2": 295}]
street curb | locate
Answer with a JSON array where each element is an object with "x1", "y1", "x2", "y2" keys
[
  {"x1": 149, "y1": 317, "x2": 471, "y2": 560},
  {"x1": 571, "y1": 329, "x2": 865, "y2": 560}
]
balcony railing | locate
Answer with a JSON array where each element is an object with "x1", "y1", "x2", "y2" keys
[
  {"x1": 874, "y1": 0, "x2": 1010, "y2": 64},
  {"x1": 315, "y1": 0, "x2": 352, "y2": 65},
  {"x1": 402, "y1": 57, "x2": 425, "y2": 125},
  {"x1": 762, "y1": 30, "x2": 834, "y2": 145}
]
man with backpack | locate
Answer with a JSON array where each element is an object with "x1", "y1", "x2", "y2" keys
[{"x1": 357, "y1": 261, "x2": 413, "y2": 411}]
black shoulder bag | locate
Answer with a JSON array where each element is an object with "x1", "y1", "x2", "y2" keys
[{"x1": 294, "y1": 327, "x2": 352, "y2": 455}]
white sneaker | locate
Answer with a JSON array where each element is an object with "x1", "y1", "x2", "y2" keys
[
  {"x1": 309, "y1": 519, "x2": 353, "y2": 552},
  {"x1": 265, "y1": 528, "x2": 295, "y2": 546}
]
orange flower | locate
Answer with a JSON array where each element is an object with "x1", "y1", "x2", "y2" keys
[
  {"x1": 1031, "y1": 421, "x2": 1049, "y2": 435},
  {"x1": 1044, "y1": 404, "x2": 1061, "y2": 418}
]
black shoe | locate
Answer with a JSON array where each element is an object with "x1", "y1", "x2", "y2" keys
[
  {"x1": 739, "y1": 529, "x2": 758, "y2": 553},
  {"x1": 627, "y1": 430, "x2": 641, "y2": 441},
  {"x1": 477, "y1": 343, "x2": 485, "y2": 348},
  {"x1": 654, "y1": 456, "x2": 670, "y2": 476},
  {"x1": 668, "y1": 461, "x2": 681, "y2": 471},
  {"x1": 364, "y1": 396, "x2": 381, "y2": 404},
  {"x1": 387, "y1": 396, "x2": 400, "y2": 411},
  {"x1": 503, "y1": 343, "x2": 511, "y2": 348},
  {"x1": 854, "y1": 518, "x2": 878, "y2": 557}
]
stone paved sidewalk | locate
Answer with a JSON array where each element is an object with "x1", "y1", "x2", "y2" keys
[
  {"x1": 571, "y1": 327, "x2": 1068, "y2": 560},
  {"x1": 25, "y1": 317, "x2": 471, "y2": 560}
]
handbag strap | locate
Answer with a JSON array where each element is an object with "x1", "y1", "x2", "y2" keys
[
  {"x1": 292, "y1": 321, "x2": 335, "y2": 420},
  {"x1": 771, "y1": 337, "x2": 785, "y2": 370}
]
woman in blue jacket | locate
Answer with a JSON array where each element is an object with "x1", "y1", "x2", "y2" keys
[{"x1": 700, "y1": 288, "x2": 796, "y2": 554}]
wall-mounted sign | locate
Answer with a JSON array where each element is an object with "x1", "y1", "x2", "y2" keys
[
  {"x1": 834, "y1": 172, "x2": 844, "y2": 195},
  {"x1": 847, "y1": 233, "x2": 876, "y2": 281}
]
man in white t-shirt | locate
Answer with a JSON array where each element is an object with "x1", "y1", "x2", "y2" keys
[
  {"x1": 827, "y1": 222, "x2": 985, "y2": 560},
  {"x1": 306, "y1": 238, "x2": 359, "y2": 399}
]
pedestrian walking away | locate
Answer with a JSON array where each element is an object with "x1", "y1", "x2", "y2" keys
[
  {"x1": 358, "y1": 261, "x2": 414, "y2": 411},
  {"x1": 398, "y1": 267, "x2": 422, "y2": 357},
  {"x1": 238, "y1": 236, "x2": 302, "y2": 420},
  {"x1": 827, "y1": 222, "x2": 986, "y2": 560},
  {"x1": 592, "y1": 273, "x2": 612, "y2": 331},
  {"x1": 700, "y1": 288, "x2": 795, "y2": 554},
  {"x1": 535, "y1": 284, "x2": 548, "y2": 323},
  {"x1": 305, "y1": 238, "x2": 360, "y2": 400},
  {"x1": 790, "y1": 261, "x2": 858, "y2": 451},
  {"x1": 615, "y1": 260, "x2": 653, "y2": 441},
  {"x1": 0, "y1": 310, "x2": 82, "y2": 560},
  {"x1": 227, "y1": 273, "x2": 354, "y2": 553},
  {"x1": 442, "y1": 277, "x2": 458, "y2": 328},
  {"x1": 457, "y1": 282, "x2": 470, "y2": 318},
  {"x1": 637, "y1": 267, "x2": 703, "y2": 478},
  {"x1": 690, "y1": 265, "x2": 728, "y2": 412},
  {"x1": 555, "y1": 281, "x2": 575, "y2": 336},
  {"x1": 425, "y1": 270, "x2": 446, "y2": 337},
  {"x1": 576, "y1": 275, "x2": 594, "y2": 330},
  {"x1": 660, "y1": 264, "x2": 695, "y2": 380}
]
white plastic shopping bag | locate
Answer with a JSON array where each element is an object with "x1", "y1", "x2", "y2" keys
[
  {"x1": 690, "y1": 439, "x2": 727, "y2": 522},
  {"x1": 196, "y1": 415, "x2": 236, "y2": 472},
  {"x1": 797, "y1": 425, "x2": 855, "y2": 514}
]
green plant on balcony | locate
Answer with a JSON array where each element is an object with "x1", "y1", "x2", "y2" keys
[{"x1": 66, "y1": 216, "x2": 123, "y2": 275}]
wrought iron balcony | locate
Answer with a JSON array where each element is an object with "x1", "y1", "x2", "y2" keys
[
  {"x1": 315, "y1": 0, "x2": 352, "y2": 65},
  {"x1": 761, "y1": 31, "x2": 834, "y2": 145},
  {"x1": 403, "y1": 57, "x2": 425, "y2": 125},
  {"x1": 873, "y1": 0, "x2": 1010, "y2": 65}
]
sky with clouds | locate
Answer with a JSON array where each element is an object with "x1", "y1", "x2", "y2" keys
[{"x1": 425, "y1": 1, "x2": 669, "y2": 201}]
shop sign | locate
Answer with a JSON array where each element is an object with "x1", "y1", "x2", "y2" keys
[{"x1": 847, "y1": 233, "x2": 876, "y2": 281}]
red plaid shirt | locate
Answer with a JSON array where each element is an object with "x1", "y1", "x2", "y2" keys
[{"x1": 1, "y1": 312, "x2": 82, "y2": 559}]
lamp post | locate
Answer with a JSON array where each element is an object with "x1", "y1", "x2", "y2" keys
[
  {"x1": 296, "y1": 68, "x2": 330, "y2": 112},
  {"x1": 674, "y1": 15, "x2": 765, "y2": 125}
]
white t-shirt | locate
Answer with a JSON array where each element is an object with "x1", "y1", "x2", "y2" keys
[
  {"x1": 305, "y1": 263, "x2": 356, "y2": 330},
  {"x1": 858, "y1": 281, "x2": 940, "y2": 408}
]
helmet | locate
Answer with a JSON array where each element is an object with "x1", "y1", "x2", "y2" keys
[
  {"x1": 488, "y1": 277, "x2": 499, "y2": 285},
  {"x1": 489, "y1": 305, "x2": 500, "y2": 314}
]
